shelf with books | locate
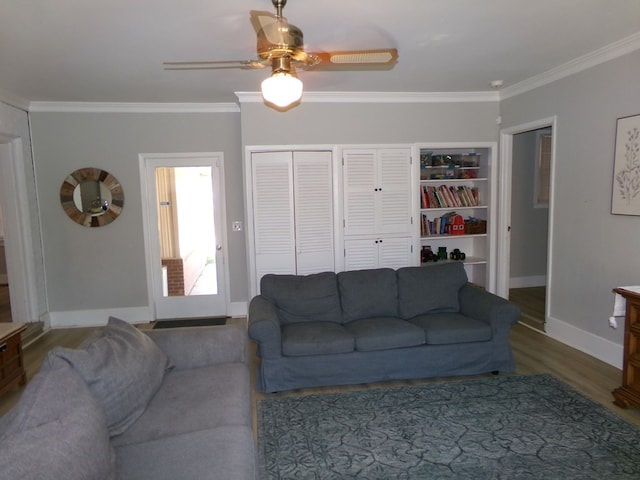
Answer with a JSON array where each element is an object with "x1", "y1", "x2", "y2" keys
[
  {"x1": 419, "y1": 182, "x2": 485, "y2": 209},
  {"x1": 415, "y1": 144, "x2": 494, "y2": 290},
  {"x1": 420, "y1": 211, "x2": 487, "y2": 238}
]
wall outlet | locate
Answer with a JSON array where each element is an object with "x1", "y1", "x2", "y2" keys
[
  {"x1": 232, "y1": 221, "x2": 243, "y2": 232},
  {"x1": 609, "y1": 316, "x2": 618, "y2": 329}
]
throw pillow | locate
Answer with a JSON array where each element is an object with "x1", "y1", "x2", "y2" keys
[
  {"x1": 52, "y1": 316, "x2": 171, "y2": 436},
  {"x1": 0, "y1": 357, "x2": 115, "y2": 479},
  {"x1": 397, "y1": 262, "x2": 468, "y2": 319},
  {"x1": 260, "y1": 271, "x2": 342, "y2": 325}
]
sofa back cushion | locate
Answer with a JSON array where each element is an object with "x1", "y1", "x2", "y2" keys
[
  {"x1": 338, "y1": 268, "x2": 398, "y2": 322},
  {"x1": 397, "y1": 262, "x2": 468, "y2": 319},
  {"x1": 52, "y1": 316, "x2": 171, "y2": 437},
  {"x1": 260, "y1": 271, "x2": 342, "y2": 325},
  {"x1": 0, "y1": 357, "x2": 115, "y2": 480}
]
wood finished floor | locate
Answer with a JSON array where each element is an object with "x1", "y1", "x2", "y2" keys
[
  {"x1": 510, "y1": 286, "x2": 546, "y2": 331},
  {"x1": 2, "y1": 295, "x2": 640, "y2": 431}
]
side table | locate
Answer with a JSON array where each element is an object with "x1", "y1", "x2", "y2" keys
[
  {"x1": 0, "y1": 323, "x2": 28, "y2": 397},
  {"x1": 612, "y1": 288, "x2": 640, "y2": 408}
]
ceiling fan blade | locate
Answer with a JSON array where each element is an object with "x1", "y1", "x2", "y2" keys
[
  {"x1": 303, "y1": 48, "x2": 398, "y2": 70},
  {"x1": 163, "y1": 60, "x2": 268, "y2": 70},
  {"x1": 250, "y1": 10, "x2": 278, "y2": 34},
  {"x1": 250, "y1": 10, "x2": 291, "y2": 46}
]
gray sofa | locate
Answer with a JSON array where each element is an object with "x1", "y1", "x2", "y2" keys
[
  {"x1": 249, "y1": 262, "x2": 521, "y2": 393},
  {"x1": 0, "y1": 317, "x2": 256, "y2": 480}
]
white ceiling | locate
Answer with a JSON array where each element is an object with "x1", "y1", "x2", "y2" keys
[{"x1": 1, "y1": 0, "x2": 640, "y2": 106}]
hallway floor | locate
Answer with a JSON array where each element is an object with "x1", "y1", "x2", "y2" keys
[{"x1": 510, "y1": 286, "x2": 546, "y2": 331}]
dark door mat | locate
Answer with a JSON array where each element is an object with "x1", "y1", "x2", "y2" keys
[{"x1": 152, "y1": 317, "x2": 227, "y2": 329}]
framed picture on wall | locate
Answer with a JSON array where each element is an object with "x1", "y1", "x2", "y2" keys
[{"x1": 612, "y1": 113, "x2": 640, "y2": 215}]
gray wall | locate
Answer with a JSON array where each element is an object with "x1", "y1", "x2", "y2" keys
[
  {"x1": 241, "y1": 102, "x2": 500, "y2": 145},
  {"x1": 500, "y1": 48, "x2": 640, "y2": 350},
  {"x1": 29, "y1": 112, "x2": 246, "y2": 314},
  {"x1": 29, "y1": 101, "x2": 499, "y2": 320},
  {"x1": 510, "y1": 129, "x2": 548, "y2": 284}
]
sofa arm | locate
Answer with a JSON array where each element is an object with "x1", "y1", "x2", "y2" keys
[
  {"x1": 459, "y1": 284, "x2": 521, "y2": 338},
  {"x1": 144, "y1": 324, "x2": 248, "y2": 370},
  {"x1": 248, "y1": 295, "x2": 282, "y2": 360}
]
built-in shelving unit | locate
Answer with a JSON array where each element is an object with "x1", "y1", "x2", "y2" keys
[{"x1": 416, "y1": 145, "x2": 494, "y2": 289}]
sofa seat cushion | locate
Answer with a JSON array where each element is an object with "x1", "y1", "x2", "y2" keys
[
  {"x1": 115, "y1": 425, "x2": 255, "y2": 480},
  {"x1": 112, "y1": 362, "x2": 251, "y2": 448},
  {"x1": 52, "y1": 316, "x2": 172, "y2": 437},
  {"x1": 344, "y1": 317, "x2": 425, "y2": 352},
  {"x1": 338, "y1": 268, "x2": 398, "y2": 322},
  {"x1": 282, "y1": 322, "x2": 354, "y2": 356},
  {"x1": 409, "y1": 313, "x2": 492, "y2": 345},
  {"x1": 397, "y1": 263, "x2": 469, "y2": 319},
  {"x1": 261, "y1": 271, "x2": 342, "y2": 325},
  {"x1": 0, "y1": 358, "x2": 115, "y2": 480}
]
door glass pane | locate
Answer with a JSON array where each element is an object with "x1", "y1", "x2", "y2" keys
[{"x1": 155, "y1": 166, "x2": 217, "y2": 297}]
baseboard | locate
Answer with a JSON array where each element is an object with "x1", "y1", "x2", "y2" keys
[
  {"x1": 228, "y1": 301, "x2": 248, "y2": 318},
  {"x1": 48, "y1": 306, "x2": 155, "y2": 328},
  {"x1": 545, "y1": 315, "x2": 623, "y2": 370},
  {"x1": 510, "y1": 275, "x2": 546, "y2": 289}
]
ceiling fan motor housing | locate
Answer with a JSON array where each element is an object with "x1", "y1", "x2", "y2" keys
[{"x1": 257, "y1": 21, "x2": 307, "y2": 62}]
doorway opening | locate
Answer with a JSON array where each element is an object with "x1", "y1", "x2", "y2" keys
[
  {"x1": 498, "y1": 118, "x2": 556, "y2": 332},
  {"x1": 140, "y1": 153, "x2": 228, "y2": 321},
  {"x1": 0, "y1": 138, "x2": 40, "y2": 335},
  {"x1": 155, "y1": 166, "x2": 218, "y2": 298}
]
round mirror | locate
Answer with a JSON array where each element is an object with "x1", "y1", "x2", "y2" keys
[{"x1": 60, "y1": 168, "x2": 124, "y2": 227}]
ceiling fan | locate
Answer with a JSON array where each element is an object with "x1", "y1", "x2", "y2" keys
[{"x1": 164, "y1": 0, "x2": 398, "y2": 108}]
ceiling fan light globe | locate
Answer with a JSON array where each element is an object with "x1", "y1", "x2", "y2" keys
[{"x1": 261, "y1": 72, "x2": 303, "y2": 107}]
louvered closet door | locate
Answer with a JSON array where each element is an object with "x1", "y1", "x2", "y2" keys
[
  {"x1": 293, "y1": 151, "x2": 335, "y2": 275},
  {"x1": 251, "y1": 152, "x2": 296, "y2": 287},
  {"x1": 343, "y1": 150, "x2": 377, "y2": 236},
  {"x1": 344, "y1": 236, "x2": 412, "y2": 271},
  {"x1": 344, "y1": 237, "x2": 379, "y2": 271},
  {"x1": 377, "y1": 236, "x2": 413, "y2": 269},
  {"x1": 377, "y1": 148, "x2": 413, "y2": 234}
]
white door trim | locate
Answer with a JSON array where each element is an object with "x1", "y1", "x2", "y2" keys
[
  {"x1": 497, "y1": 116, "x2": 557, "y2": 304},
  {"x1": 139, "y1": 152, "x2": 230, "y2": 319},
  {"x1": 0, "y1": 136, "x2": 41, "y2": 323}
]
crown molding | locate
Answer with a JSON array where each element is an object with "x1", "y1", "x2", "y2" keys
[
  {"x1": 500, "y1": 31, "x2": 640, "y2": 100},
  {"x1": 8, "y1": 32, "x2": 640, "y2": 111},
  {"x1": 27, "y1": 102, "x2": 240, "y2": 113},
  {"x1": 236, "y1": 91, "x2": 499, "y2": 104}
]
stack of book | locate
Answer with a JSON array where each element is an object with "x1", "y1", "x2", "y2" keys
[
  {"x1": 421, "y1": 212, "x2": 466, "y2": 236},
  {"x1": 420, "y1": 185, "x2": 479, "y2": 209}
]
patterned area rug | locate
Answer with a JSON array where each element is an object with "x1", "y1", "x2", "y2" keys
[{"x1": 258, "y1": 374, "x2": 640, "y2": 479}]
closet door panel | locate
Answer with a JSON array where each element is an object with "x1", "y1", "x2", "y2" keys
[
  {"x1": 251, "y1": 152, "x2": 296, "y2": 287},
  {"x1": 344, "y1": 238, "x2": 378, "y2": 271},
  {"x1": 377, "y1": 148, "x2": 413, "y2": 234},
  {"x1": 378, "y1": 236, "x2": 413, "y2": 270},
  {"x1": 293, "y1": 151, "x2": 335, "y2": 274},
  {"x1": 343, "y1": 150, "x2": 376, "y2": 236}
]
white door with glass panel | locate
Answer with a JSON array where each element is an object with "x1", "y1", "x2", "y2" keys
[{"x1": 141, "y1": 153, "x2": 228, "y2": 319}]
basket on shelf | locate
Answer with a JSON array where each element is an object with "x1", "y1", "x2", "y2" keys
[{"x1": 464, "y1": 218, "x2": 487, "y2": 235}]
